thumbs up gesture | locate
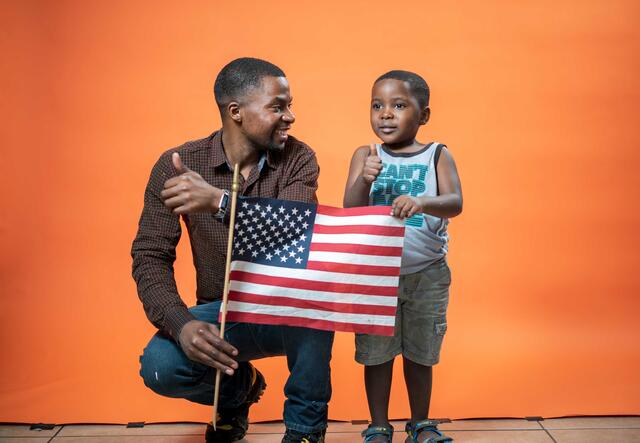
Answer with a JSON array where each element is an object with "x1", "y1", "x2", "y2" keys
[
  {"x1": 161, "y1": 152, "x2": 223, "y2": 215},
  {"x1": 361, "y1": 143, "x2": 383, "y2": 184}
]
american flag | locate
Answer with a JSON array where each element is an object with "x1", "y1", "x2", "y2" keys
[{"x1": 223, "y1": 197, "x2": 405, "y2": 336}]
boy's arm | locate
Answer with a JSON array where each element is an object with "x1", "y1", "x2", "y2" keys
[
  {"x1": 392, "y1": 147, "x2": 463, "y2": 219},
  {"x1": 343, "y1": 144, "x2": 382, "y2": 208}
]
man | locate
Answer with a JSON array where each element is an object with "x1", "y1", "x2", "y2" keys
[{"x1": 132, "y1": 58, "x2": 333, "y2": 443}]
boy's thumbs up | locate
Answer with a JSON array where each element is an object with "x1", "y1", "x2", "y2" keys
[
  {"x1": 172, "y1": 152, "x2": 191, "y2": 174},
  {"x1": 369, "y1": 143, "x2": 377, "y2": 157}
]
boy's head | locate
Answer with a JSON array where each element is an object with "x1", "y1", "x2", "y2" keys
[
  {"x1": 214, "y1": 57, "x2": 294, "y2": 151},
  {"x1": 371, "y1": 70, "x2": 430, "y2": 146}
]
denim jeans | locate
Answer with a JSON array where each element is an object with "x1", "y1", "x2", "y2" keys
[{"x1": 139, "y1": 301, "x2": 334, "y2": 434}]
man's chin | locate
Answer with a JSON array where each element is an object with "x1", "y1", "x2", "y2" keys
[{"x1": 266, "y1": 140, "x2": 286, "y2": 152}]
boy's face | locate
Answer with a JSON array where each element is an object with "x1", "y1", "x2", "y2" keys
[
  {"x1": 239, "y1": 76, "x2": 295, "y2": 151},
  {"x1": 370, "y1": 79, "x2": 427, "y2": 145}
]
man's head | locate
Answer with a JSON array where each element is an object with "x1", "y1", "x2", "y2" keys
[
  {"x1": 214, "y1": 58, "x2": 294, "y2": 151},
  {"x1": 371, "y1": 70, "x2": 430, "y2": 146}
]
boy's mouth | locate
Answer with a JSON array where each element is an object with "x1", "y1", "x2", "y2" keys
[{"x1": 379, "y1": 126, "x2": 397, "y2": 134}]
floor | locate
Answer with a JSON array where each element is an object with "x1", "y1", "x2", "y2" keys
[{"x1": 1, "y1": 417, "x2": 639, "y2": 442}]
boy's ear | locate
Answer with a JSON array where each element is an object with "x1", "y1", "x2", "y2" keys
[
  {"x1": 227, "y1": 101, "x2": 242, "y2": 123},
  {"x1": 420, "y1": 107, "x2": 430, "y2": 125}
]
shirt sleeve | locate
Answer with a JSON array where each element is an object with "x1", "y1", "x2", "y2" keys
[
  {"x1": 277, "y1": 144, "x2": 320, "y2": 204},
  {"x1": 131, "y1": 153, "x2": 195, "y2": 341}
]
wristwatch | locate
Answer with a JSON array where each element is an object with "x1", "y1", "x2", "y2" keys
[{"x1": 214, "y1": 190, "x2": 230, "y2": 219}]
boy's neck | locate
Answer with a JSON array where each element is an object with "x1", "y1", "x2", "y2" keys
[{"x1": 382, "y1": 138, "x2": 425, "y2": 153}]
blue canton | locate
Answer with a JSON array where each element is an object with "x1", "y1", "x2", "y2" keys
[{"x1": 232, "y1": 197, "x2": 317, "y2": 269}]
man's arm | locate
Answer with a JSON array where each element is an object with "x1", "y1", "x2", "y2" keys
[
  {"x1": 131, "y1": 153, "x2": 195, "y2": 340},
  {"x1": 278, "y1": 146, "x2": 321, "y2": 203}
]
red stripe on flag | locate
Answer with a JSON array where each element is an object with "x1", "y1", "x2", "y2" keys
[
  {"x1": 229, "y1": 271, "x2": 399, "y2": 296},
  {"x1": 306, "y1": 261, "x2": 401, "y2": 277},
  {"x1": 313, "y1": 224, "x2": 404, "y2": 236},
  {"x1": 225, "y1": 311, "x2": 396, "y2": 336},
  {"x1": 229, "y1": 291, "x2": 398, "y2": 316},
  {"x1": 317, "y1": 205, "x2": 392, "y2": 217},
  {"x1": 310, "y1": 243, "x2": 403, "y2": 257}
]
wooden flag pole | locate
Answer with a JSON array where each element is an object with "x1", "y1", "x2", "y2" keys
[{"x1": 212, "y1": 163, "x2": 240, "y2": 429}]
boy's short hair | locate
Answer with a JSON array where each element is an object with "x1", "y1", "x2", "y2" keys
[
  {"x1": 214, "y1": 57, "x2": 285, "y2": 111},
  {"x1": 375, "y1": 70, "x2": 430, "y2": 109}
]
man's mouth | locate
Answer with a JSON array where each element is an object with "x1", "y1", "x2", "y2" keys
[{"x1": 275, "y1": 127, "x2": 290, "y2": 140}]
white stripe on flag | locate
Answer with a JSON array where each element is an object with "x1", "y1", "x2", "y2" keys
[
  {"x1": 310, "y1": 233, "x2": 404, "y2": 247},
  {"x1": 308, "y1": 250, "x2": 401, "y2": 267},
  {"x1": 230, "y1": 260, "x2": 399, "y2": 287},
  {"x1": 314, "y1": 213, "x2": 398, "y2": 226},
  {"x1": 226, "y1": 301, "x2": 397, "y2": 326},
  {"x1": 229, "y1": 281, "x2": 398, "y2": 306}
]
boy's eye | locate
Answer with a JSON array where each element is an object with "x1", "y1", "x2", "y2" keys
[
  {"x1": 395, "y1": 103, "x2": 406, "y2": 109},
  {"x1": 372, "y1": 103, "x2": 382, "y2": 110}
]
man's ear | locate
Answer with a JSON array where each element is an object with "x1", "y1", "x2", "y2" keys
[
  {"x1": 227, "y1": 101, "x2": 242, "y2": 123},
  {"x1": 420, "y1": 107, "x2": 430, "y2": 125}
]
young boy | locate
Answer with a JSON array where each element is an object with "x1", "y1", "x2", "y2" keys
[{"x1": 344, "y1": 70, "x2": 462, "y2": 443}]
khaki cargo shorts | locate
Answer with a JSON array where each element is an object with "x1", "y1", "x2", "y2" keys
[{"x1": 355, "y1": 258, "x2": 450, "y2": 366}]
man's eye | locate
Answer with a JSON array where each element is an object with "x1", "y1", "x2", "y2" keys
[{"x1": 273, "y1": 106, "x2": 282, "y2": 112}]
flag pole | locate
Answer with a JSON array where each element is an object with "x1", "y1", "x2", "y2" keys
[{"x1": 212, "y1": 163, "x2": 240, "y2": 429}]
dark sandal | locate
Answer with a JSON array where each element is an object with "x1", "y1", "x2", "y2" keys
[
  {"x1": 362, "y1": 423, "x2": 394, "y2": 442},
  {"x1": 405, "y1": 419, "x2": 452, "y2": 443}
]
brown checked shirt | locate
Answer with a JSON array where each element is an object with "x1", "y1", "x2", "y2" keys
[{"x1": 131, "y1": 130, "x2": 319, "y2": 340}]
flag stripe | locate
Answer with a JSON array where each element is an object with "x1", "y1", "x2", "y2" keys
[
  {"x1": 226, "y1": 301, "x2": 397, "y2": 326},
  {"x1": 229, "y1": 281, "x2": 398, "y2": 305},
  {"x1": 308, "y1": 251, "x2": 401, "y2": 267},
  {"x1": 226, "y1": 311, "x2": 395, "y2": 335},
  {"x1": 317, "y1": 205, "x2": 393, "y2": 217},
  {"x1": 229, "y1": 291, "x2": 398, "y2": 316},
  {"x1": 313, "y1": 224, "x2": 405, "y2": 236},
  {"x1": 306, "y1": 261, "x2": 401, "y2": 277},
  {"x1": 310, "y1": 243, "x2": 403, "y2": 257},
  {"x1": 231, "y1": 261, "x2": 400, "y2": 287},
  {"x1": 229, "y1": 270, "x2": 399, "y2": 296},
  {"x1": 315, "y1": 213, "x2": 400, "y2": 227},
  {"x1": 311, "y1": 233, "x2": 404, "y2": 247}
]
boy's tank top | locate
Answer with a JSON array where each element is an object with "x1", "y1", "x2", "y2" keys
[{"x1": 369, "y1": 143, "x2": 449, "y2": 274}]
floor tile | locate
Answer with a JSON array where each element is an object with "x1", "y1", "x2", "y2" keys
[
  {"x1": 541, "y1": 416, "x2": 640, "y2": 429},
  {"x1": 436, "y1": 419, "x2": 542, "y2": 430},
  {"x1": 52, "y1": 437, "x2": 203, "y2": 442},
  {"x1": 0, "y1": 424, "x2": 61, "y2": 437},
  {"x1": 438, "y1": 430, "x2": 553, "y2": 442},
  {"x1": 548, "y1": 428, "x2": 640, "y2": 442},
  {"x1": 56, "y1": 423, "x2": 205, "y2": 437}
]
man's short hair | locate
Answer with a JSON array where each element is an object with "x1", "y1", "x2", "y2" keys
[
  {"x1": 214, "y1": 57, "x2": 285, "y2": 111},
  {"x1": 375, "y1": 70, "x2": 430, "y2": 109}
]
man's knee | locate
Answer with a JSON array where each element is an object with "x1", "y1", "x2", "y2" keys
[{"x1": 139, "y1": 336, "x2": 192, "y2": 398}]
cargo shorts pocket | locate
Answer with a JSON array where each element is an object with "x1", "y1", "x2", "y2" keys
[{"x1": 429, "y1": 320, "x2": 448, "y2": 362}]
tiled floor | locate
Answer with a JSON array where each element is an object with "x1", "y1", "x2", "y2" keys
[{"x1": 1, "y1": 417, "x2": 639, "y2": 442}]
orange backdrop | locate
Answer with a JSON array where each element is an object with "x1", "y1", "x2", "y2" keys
[{"x1": 1, "y1": 0, "x2": 639, "y2": 424}]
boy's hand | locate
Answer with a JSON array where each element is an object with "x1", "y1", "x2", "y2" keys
[
  {"x1": 391, "y1": 195, "x2": 422, "y2": 219},
  {"x1": 361, "y1": 143, "x2": 383, "y2": 184},
  {"x1": 161, "y1": 153, "x2": 223, "y2": 215}
]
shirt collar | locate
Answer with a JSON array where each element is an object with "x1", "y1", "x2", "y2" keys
[{"x1": 209, "y1": 128, "x2": 278, "y2": 171}]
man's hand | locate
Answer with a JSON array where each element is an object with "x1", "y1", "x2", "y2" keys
[
  {"x1": 361, "y1": 143, "x2": 383, "y2": 184},
  {"x1": 178, "y1": 320, "x2": 239, "y2": 375},
  {"x1": 391, "y1": 195, "x2": 422, "y2": 219},
  {"x1": 161, "y1": 153, "x2": 223, "y2": 215}
]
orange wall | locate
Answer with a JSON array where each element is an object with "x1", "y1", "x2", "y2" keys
[{"x1": 1, "y1": 0, "x2": 639, "y2": 423}]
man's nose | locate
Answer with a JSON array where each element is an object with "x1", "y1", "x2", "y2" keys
[{"x1": 283, "y1": 108, "x2": 295, "y2": 123}]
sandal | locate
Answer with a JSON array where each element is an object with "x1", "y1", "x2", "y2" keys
[
  {"x1": 362, "y1": 423, "x2": 394, "y2": 442},
  {"x1": 405, "y1": 419, "x2": 452, "y2": 443}
]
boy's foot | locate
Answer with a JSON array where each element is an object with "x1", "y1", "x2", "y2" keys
[
  {"x1": 361, "y1": 423, "x2": 394, "y2": 442},
  {"x1": 405, "y1": 419, "x2": 452, "y2": 442},
  {"x1": 205, "y1": 364, "x2": 267, "y2": 442},
  {"x1": 281, "y1": 428, "x2": 326, "y2": 443}
]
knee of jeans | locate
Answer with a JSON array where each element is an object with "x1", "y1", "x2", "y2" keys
[{"x1": 139, "y1": 343, "x2": 186, "y2": 397}]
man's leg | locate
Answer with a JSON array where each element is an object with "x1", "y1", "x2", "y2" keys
[
  {"x1": 279, "y1": 326, "x2": 334, "y2": 435},
  {"x1": 139, "y1": 301, "x2": 263, "y2": 407}
]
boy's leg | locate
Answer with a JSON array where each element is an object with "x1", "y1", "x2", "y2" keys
[
  {"x1": 365, "y1": 359, "x2": 395, "y2": 426},
  {"x1": 402, "y1": 357, "x2": 432, "y2": 421}
]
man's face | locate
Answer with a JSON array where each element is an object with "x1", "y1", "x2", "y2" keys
[
  {"x1": 239, "y1": 76, "x2": 295, "y2": 151},
  {"x1": 370, "y1": 79, "x2": 425, "y2": 146}
]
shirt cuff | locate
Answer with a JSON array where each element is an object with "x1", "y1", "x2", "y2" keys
[{"x1": 164, "y1": 306, "x2": 197, "y2": 342}]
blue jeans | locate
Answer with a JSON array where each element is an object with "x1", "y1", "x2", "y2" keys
[{"x1": 139, "y1": 301, "x2": 334, "y2": 434}]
